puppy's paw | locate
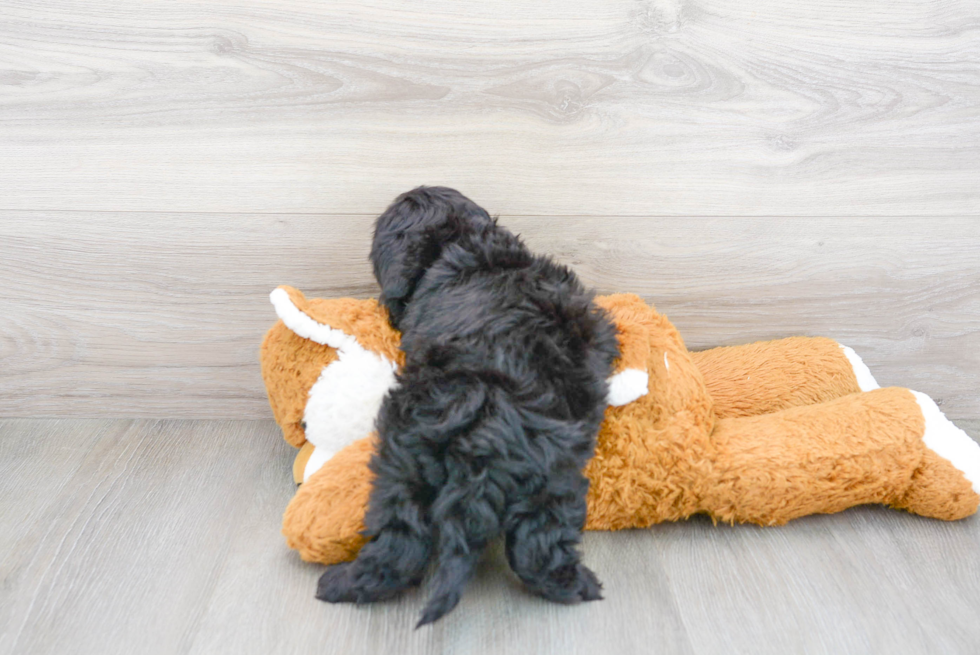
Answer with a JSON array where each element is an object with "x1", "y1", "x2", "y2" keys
[
  {"x1": 316, "y1": 560, "x2": 416, "y2": 605},
  {"x1": 573, "y1": 564, "x2": 603, "y2": 602},
  {"x1": 316, "y1": 562, "x2": 358, "y2": 603},
  {"x1": 530, "y1": 563, "x2": 604, "y2": 604}
]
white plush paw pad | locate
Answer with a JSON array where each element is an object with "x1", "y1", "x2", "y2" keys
[
  {"x1": 607, "y1": 368, "x2": 649, "y2": 406},
  {"x1": 838, "y1": 344, "x2": 880, "y2": 392},
  {"x1": 912, "y1": 390, "x2": 980, "y2": 494}
]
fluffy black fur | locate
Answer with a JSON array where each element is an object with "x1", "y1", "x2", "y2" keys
[{"x1": 316, "y1": 187, "x2": 619, "y2": 627}]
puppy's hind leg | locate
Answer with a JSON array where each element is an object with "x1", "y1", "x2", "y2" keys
[
  {"x1": 316, "y1": 450, "x2": 433, "y2": 605},
  {"x1": 504, "y1": 470, "x2": 603, "y2": 604}
]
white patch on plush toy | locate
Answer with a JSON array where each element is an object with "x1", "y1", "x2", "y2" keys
[
  {"x1": 302, "y1": 347, "x2": 398, "y2": 481},
  {"x1": 838, "y1": 344, "x2": 880, "y2": 392},
  {"x1": 303, "y1": 446, "x2": 335, "y2": 483},
  {"x1": 607, "y1": 368, "x2": 649, "y2": 406},
  {"x1": 911, "y1": 390, "x2": 980, "y2": 494}
]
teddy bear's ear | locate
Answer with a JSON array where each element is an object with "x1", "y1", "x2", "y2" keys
[{"x1": 270, "y1": 286, "x2": 403, "y2": 364}]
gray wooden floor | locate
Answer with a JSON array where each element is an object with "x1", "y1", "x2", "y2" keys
[{"x1": 2, "y1": 418, "x2": 979, "y2": 655}]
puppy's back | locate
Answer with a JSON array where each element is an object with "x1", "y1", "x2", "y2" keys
[{"x1": 320, "y1": 187, "x2": 618, "y2": 627}]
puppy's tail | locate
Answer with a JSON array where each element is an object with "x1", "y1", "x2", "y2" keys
[
  {"x1": 415, "y1": 463, "x2": 499, "y2": 628},
  {"x1": 406, "y1": 373, "x2": 513, "y2": 627},
  {"x1": 416, "y1": 549, "x2": 481, "y2": 628}
]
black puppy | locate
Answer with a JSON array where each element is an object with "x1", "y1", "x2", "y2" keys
[{"x1": 316, "y1": 187, "x2": 619, "y2": 626}]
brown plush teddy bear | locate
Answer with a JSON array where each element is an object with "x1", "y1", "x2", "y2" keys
[{"x1": 261, "y1": 286, "x2": 980, "y2": 565}]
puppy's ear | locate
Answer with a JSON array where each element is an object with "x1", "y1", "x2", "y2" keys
[{"x1": 370, "y1": 186, "x2": 492, "y2": 327}]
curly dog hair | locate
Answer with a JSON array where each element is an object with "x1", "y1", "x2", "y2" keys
[{"x1": 316, "y1": 187, "x2": 619, "y2": 626}]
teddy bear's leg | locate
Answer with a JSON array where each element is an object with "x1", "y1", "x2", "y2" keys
[
  {"x1": 699, "y1": 387, "x2": 980, "y2": 525},
  {"x1": 691, "y1": 336, "x2": 877, "y2": 419}
]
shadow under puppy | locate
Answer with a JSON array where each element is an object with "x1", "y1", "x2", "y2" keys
[{"x1": 315, "y1": 187, "x2": 619, "y2": 626}]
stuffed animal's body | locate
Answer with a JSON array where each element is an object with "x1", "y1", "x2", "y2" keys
[{"x1": 262, "y1": 286, "x2": 980, "y2": 565}]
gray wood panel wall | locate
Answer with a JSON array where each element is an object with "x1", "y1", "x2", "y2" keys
[
  {"x1": 2, "y1": 0, "x2": 978, "y2": 216},
  {"x1": 2, "y1": 215, "x2": 977, "y2": 418},
  {"x1": 1, "y1": 0, "x2": 978, "y2": 419}
]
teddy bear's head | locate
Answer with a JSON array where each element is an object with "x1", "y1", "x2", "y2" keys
[
  {"x1": 261, "y1": 286, "x2": 404, "y2": 483},
  {"x1": 261, "y1": 287, "x2": 657, "y2": 487}
]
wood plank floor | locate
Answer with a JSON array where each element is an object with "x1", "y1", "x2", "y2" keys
[{"x1": 2, "y1": 418, "x2": 979, "y2": 655}]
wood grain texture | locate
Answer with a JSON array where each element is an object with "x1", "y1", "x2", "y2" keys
[
  {"x1": 3, "y1": 0, "x2": 978, "y2": 651},
  {"x1": 1, "y1": 0, "x2": 978, "y2": 215},
  {"x1": 1, "y1": 419, "x2": 978, "y2": 655},
  {"x1": 2, "y1": 214, "x2": 978, "y2": 419},
  {"x1": 0, "y1": 419, "x2": 283, "y2": 655}
]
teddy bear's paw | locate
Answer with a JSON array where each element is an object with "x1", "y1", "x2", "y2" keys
[
  {"x1": 607, "y1": 368, "x2": 649, "y2": 406},
  {"x1": 911, "y1": 391, "x2": 980, "y2": 496},
  {"x1": 889, "y1": 390, "x2": 980, "y2": 521}
]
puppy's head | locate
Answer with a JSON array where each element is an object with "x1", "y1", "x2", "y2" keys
[
  {"x1": 371, "y1": 186, "x2": 494, "y2": 328},
  {"x1": 261, "y1": 286, "x2": 403, "y2": 481}
]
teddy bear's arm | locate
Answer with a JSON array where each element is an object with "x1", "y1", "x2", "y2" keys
[
  {"x1": 282, "y1": 435, "x2": 378, "y2": 564},
  {"x1": 691, "y1": 337, "x2": 873, "y2": 419}
]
